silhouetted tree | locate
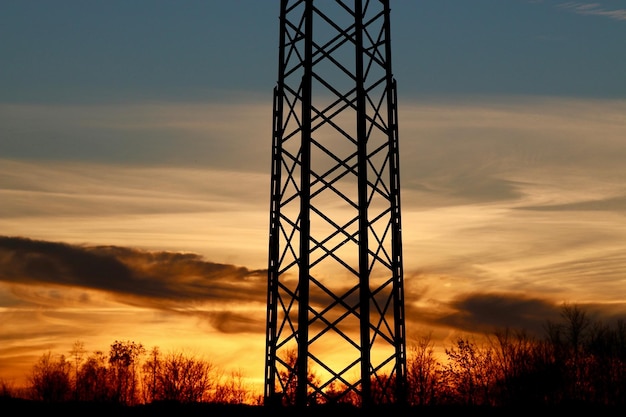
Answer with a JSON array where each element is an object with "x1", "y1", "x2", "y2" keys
[
  {"x1": 275, "y1": 348, "x2": 321, "y2": 406},
  {"x1": 141, "y1": 346, "x2": 162, "y2": 403},
  {"x1": 544, "y1": 303, "x2": 596, "y2": 403},
  {"x1": 490, "y1": 328, "x2": 558, "y2": 406},
  {"x1": 371, "y1": 373, "x2": 398, "y2": 405},
  {"x1": 406, "y1": 333, "x2": 442, "y2": 406},
  {"x1": 578, "y1": 317, "x2": 626, "y2": 405},
  {"x1": 76, "y1": 350, "x2": 110, "y2": 402},
  {"x1": 0, "y1": 378, "x2": 15, "y2": 398},
  {"x1": 29, "y1": 351, "x2": 72, "y2": 402},
  {"x1": 108, "y1": 340, "x2": 145, "y2": 405},
  {"x1": 614, "y1": 320, "x2": 626, "y2": 405},
  {"x1": 442, "y1": 337, "x2": 497, "y2": 406},
  {"x1": 322, "y1": 380, "x2": 358, "y2": 405},
  {"x1": 141, "y1": 347, "x2": 217, "y2": 403},
  {"x1": 214, "y1": 368, "x2": 253, "y2": 404},
  {"x1": 158, "y1": 350, "x2": 215, "y2": 403},
  {"x1": 276, "y1": 348, "x2": 298, "y2": 405},
  {"x1": 69, "y1": 340, "x2": 85, "y2": 400}
]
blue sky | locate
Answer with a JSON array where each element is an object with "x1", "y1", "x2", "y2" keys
[
  {"x1": 2, "y1": 1, "x2": 625, "y2": 106},
  {"x1": 1, "y1": 0, "x2": 626, "y2": 394}
]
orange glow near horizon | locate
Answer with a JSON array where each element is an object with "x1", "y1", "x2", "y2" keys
[{"x1": 1, "y1": 97, "x2": 626, "y2": 396}]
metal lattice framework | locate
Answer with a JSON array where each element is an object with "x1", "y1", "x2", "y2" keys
[{"x1": 265, "y1": 0, "x2": 406, "y2": 407}]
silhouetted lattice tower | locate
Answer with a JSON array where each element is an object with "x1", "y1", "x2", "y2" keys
[{"x1": 265, "y1": 0, "x2": 406, "y2": 407}]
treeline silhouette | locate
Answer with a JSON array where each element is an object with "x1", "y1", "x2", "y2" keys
[
  {"x1": 407, "y1": 303, "x2": 626, "y2": 408},
  {"x1": 3, "y1": 342, "x2": 254, "y2": 406},
  {"x1": 2, "y1": 303, "x2": 626, "y2": 413}
]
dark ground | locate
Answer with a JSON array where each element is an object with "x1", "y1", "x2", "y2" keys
[{"x1": 2, "y1": 398, "x2": 625, "y2": 417}]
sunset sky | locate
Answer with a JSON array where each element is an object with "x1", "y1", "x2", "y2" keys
[{"x1": 1, "y1": 1, "x2": 626, "y2": 396}]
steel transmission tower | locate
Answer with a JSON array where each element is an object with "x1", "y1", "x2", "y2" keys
[{"x1": 265, "y1": 0, "x2": 406, "y2": 407}]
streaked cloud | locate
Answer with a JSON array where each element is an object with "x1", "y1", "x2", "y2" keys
[
  {"x1": 430, "y1": 291, "x2": 626, "y2": 337},
  {"x1": 0, "y1": 102, "x2": 271, "y2": 171},
  {"x1": 3, "y1": 235, "x2": 623, "y2": 341},
  {"x1": 439, "y1": 292, "x2": 562, "y2": 336},
  {"x1": 559, "y1": 2, "x2": 626, "y2": 21},
  {"x1": 2, "y1": 95, "x2": 626, "y2": 389},
  {"x1": 0, "y1": 236, "x2": 266, "y2": 307},
  {"x1": 399, "y1": 97, "x2": 626, "y2": 208},
  {"x1": 0, "y1": 158, "x2": 271, "y2": 267}
]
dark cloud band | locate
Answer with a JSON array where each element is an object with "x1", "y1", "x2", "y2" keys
[{"x1": 0, "y1": 236, "x2": 267, "y2": 307}]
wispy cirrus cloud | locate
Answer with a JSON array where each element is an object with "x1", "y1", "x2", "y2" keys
[{"x1": 559, "y1": 2, "x2": 626, "y2": 21}]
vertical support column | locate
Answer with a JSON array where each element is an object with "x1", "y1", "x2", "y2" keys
[
  {"x1": 383, "y1": 1, "x2": 407, "y2": 404},
  {"x1": 354, "y1": 0, "x2": 372, "y2": 406},
  {"x1": 264, "y1": 0, "x2": 288, "y2": 405},
  {"x1": 296, "y1": 0, "x2": 313, "y2": 407}
]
